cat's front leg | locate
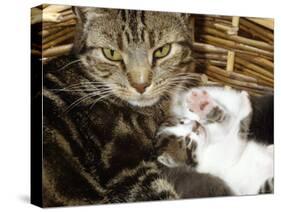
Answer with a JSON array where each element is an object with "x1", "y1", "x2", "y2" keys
[{"x1": 186, "y1": 88, "x2": 226, "y2": 123}]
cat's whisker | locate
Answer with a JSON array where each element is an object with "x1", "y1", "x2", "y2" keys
[
  {"x1": 149, "y1": 85, "x2": 171, "y2": 98},
  {"x1": 54, "y1": 88, "x2": 111, "y2": 92},
  {"x1": 171, "y1": 73, "x2": 202, "y2": 79},
  {"x1": 168, "y1": 79, "x2": 200, "y2": 85},
  {"x1": 149, "y1": 82, "x2": 189, "y2": 99},
  {"x1": 61, "y1": 82, "x2": 111, "y2": 89},
  {"x1": 69, "y1": 81, "x2": 113, "y2": 86},
  {"x1": 167, "y1": 81, "x2": 189, "y2": 87},
  {"x1": 54, "y1": 83, "x2": 115, "y2": 92},
  {"x1": 64, "y1": 90, "x2": 113, "y2": 113},
  {"x1": 72, "y1": 81, "x2": 122, "y2": 89},
  {"x1": 168, "y1": 83, "x2": 195, "y2": 91},
  {"x1": 64, "y1": 84, "x2": 105, "y2": 89},
  {"x1": 170, "y1": 77, "x2": 201, "y2": 81},
  {"x1": 89, "y1": 93, "x2": 114, "y2": 110},
  {"x1": 169, "y1": 75, "x2": 201, "y2": 80},
  {"x1": 64, "y1": 94, "x2": 95, "y2": 113},
  {"x1": 53, "y1": 86, "x2": 112, "y2": 92},
  {"x1": 65, "y1": 92, "x2": 112, "y2": 113},
  {"x1": 168, "y1": 78, "x2": 198, "y2": 84},
  {"x1": 60, "y1": 80, "x2": 117, "y2": 88},
  {"x1": 56, "y1": 59, "x2": 82, "y2": 72},
  {"x1": 52, "y1": 88, "x2": 110, "y2": 94},
  {"x1": 167, "y1": 80, "x2": 199, "y2": 85},
  {"x1": 150, "y1": 75, "x2": 198, "y2": 98}
]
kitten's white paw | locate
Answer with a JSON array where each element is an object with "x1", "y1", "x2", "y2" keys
[{"x1": 186, "y1": 89, "x2": 219, "y2": 121}]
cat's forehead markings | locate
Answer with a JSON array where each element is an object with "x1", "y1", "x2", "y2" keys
[
  {"x1": 117, "y1": 33, "x2": 124, "y2": 51},
  {"x1": 128, "y1": 11, "x2": 139, "y2": 42},
  {"x1": 119, "y1": 10, "x2": 146, "y2": 45},
  {"x1": 120, "y1": 10, "x2": 177, "y2": 47}
]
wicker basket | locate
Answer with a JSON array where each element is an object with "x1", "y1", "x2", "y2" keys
[{"x1": 31, "y1": 5, "x2": 274, "y2": 96}]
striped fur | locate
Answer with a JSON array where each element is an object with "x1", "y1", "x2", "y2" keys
[
  {"x1": 42, "y1": 8, "x2": 199, "y2": 207},
  {"x1": 43, "y1": 56, "x2": 180, "y2": 206}
]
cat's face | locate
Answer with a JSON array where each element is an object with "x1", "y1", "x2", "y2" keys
[{"x1": 74, "y1": 8, "x2": 196, "y2": 107}]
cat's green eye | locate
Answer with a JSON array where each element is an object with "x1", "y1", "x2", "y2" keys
[
  {"x1": 154, "y1": 44, "x2": 171, "y2": 59},
  {"x1": 102, "y1": 48, "x2": 123, "y2": 61}
]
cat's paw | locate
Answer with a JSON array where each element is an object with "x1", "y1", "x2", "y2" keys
[{"x1": 186, "y1": 89, "x2": 225, "y2": 122}]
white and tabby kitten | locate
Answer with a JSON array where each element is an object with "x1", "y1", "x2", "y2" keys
[{"x1": 156, "y1": 87, "x2": 274, "y2": 195}]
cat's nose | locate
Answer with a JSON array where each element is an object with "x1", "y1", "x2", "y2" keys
[{"x1": 131, "y1": 82, "x2": 150, "y2": 94}]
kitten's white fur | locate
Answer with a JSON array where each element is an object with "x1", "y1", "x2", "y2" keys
[{"x1": 163, "y1": 86, "x2": 274, "y2": 195}]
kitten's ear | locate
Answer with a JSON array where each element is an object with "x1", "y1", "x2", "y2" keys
[{"x1": 157, "y1": 153, "x2": 179, "y2": 168}]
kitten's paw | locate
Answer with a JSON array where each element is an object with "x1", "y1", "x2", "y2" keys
[
  {"x1": 186, "y1": 89, "x2": 225, "y2": 122},
  {"x1": 185, "y1": 136, "x2": 198, "y2": 165}
]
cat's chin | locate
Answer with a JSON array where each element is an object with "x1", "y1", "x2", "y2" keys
[{"x1": 128, "y1": 96, "x2": 160, "y2": 107}]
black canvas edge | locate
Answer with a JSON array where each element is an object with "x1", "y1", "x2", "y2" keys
[{"x1": 31, "y1": 5, "x2": 43, "y2": 208}]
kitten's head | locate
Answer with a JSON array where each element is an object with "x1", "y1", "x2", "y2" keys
[
  {"x1": 156, "y1": 118, "x2": 206, "y2": 168},
  {"x1": 73, "y1": 7, "x2": 198, "y2": 107}
]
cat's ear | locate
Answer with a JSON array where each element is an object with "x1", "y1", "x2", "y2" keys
[
  {"x1": 71, "y1": 7, "x2": 115, "y2": 54},
  {"x1": 157, "y1": 153, "x2": 179, "y2": 168},
  {"x1": 72, "y1": 6, "x2": 114, "y2": 23},
  {"x1": 72, "y1": 6, "x2": 87, "y2": 23},
  {"x1": 179, "y1": 13, "x2": 194, "y2": 41},
  {"x1": 71, "y1": 7, "x2": 88, "y2": 54},
  {"x1": 180, "y1": 13, "x2": 191, "y2": 22}
]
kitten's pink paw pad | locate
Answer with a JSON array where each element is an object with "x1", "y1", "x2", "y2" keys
[{"x1": 187, "y1": 89, "x2": 216, "y2": 118}]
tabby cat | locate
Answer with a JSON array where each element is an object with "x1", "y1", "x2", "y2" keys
[
  {"x1": 41, "y1": 7, "x2": 199, "y2": 207},
  {"x1": 37, "y1": 7, "x2": 273, "y2": 207}
]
